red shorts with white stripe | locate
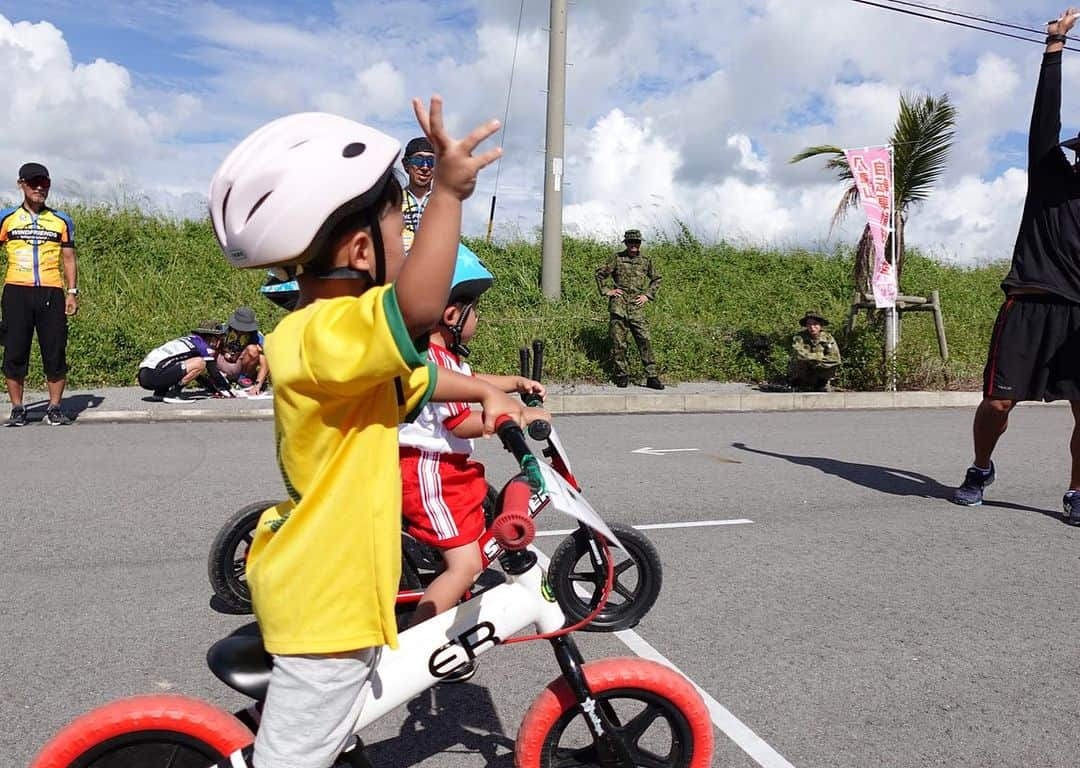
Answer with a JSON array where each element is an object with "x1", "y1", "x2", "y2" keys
[{"x1": 400, "y1": 447, "x2": 487, "y2": 548}]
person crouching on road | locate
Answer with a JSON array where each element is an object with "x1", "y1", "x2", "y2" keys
[{"x1": 137, "y1": 323, "x2": 230, "y2": 402}]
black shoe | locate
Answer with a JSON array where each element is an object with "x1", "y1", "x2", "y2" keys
[
  {"x1": 439, "y1": 659, "x2": 477, "y2": 684},
  {"x1": 6, "y1": 405, "x2": 27, "y2": 427},
  {"x1": 162, "y1": 385, "x2": 190, "y2": 404},
  {"x1": 44, "y1": 406, "x2": 72, "y2": 426},
  {"x1": 644, "y1": 377, "x2": 665, "y2": 390},
  {"x1": 950, "y1": 463, "x2": 995, "y2": 506},
  {"x1": 1064, "y1": 491, "x2": 1080, "y2": 526},
  {"x1": 614, "y1": 376, "x2": 629, "y2": 388}
]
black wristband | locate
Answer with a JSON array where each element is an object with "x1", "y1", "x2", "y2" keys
[{"x1": 1047, "y1": 33, "x2": 1068, "y2": 44}]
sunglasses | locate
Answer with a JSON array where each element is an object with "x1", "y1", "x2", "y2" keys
[
  {"x1": 406, "y1": 156, "x2": 435, "y2": 169},
  {"x1": 21, "y1": 176, "x2": 50, "y2": 189}
]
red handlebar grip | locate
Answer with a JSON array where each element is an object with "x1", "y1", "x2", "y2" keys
[
  {"x1": 492, "y1": 512, "x2": 536, "y2": 550},
  {"x1": 494, "y1": 414, "x2": 515, "y2": 431}
]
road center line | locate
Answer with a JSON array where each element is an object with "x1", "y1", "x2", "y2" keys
[
  {"x1": 531, "y1": 546, "x2": 795, "y2": 768},
  {"x1": 534, "y1": 518, "x2": 753, "y2": 537}
]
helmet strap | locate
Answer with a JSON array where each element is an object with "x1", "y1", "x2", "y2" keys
[
  {"x1": 368, "y1": 208, "x2": 386, "y2": 286},
  {"x1": 442, "y1": 302, "x2": 474, "y2": 357}
]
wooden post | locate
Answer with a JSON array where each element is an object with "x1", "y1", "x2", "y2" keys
[{"x1": 931, "y1": 289, "x2": 948, "y2": 361}]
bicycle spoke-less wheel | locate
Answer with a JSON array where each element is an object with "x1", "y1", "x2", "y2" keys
[
  {"x1": 547, "y1": 522, "x2": 662, "y2": 632},
  {"x1": 207, "y1": 500, "x2": 280, "y2": 614},
  {"x1": 516, "y1": 658, "x2": 713, "y2": 768},
  {"x1": 32, "y1": 694, "x2": 253, "y2": 768}
]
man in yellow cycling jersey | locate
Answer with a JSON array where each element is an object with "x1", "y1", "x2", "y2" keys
[{"x1": 0, "y1": 162, "x2": 78, "y2": 426}]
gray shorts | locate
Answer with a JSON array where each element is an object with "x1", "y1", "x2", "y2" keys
[{"x1": 253, "y1": 647, "x2": 380, "y2": 768}]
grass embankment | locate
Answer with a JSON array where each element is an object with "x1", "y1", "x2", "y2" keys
[{"x1": 13, "y1": 206, "x2": 1008, "y2": 390}]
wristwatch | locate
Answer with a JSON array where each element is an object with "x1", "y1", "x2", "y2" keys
[{"x1": 67, "y1": 288, "x2": 79, "y2": 296}]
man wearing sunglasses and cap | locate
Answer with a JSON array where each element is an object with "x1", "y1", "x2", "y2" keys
[
  {"x1": 951, "y1": 8, "x2": 1080, "y2": 524},
  {"x1": 0, "y1": 162, "x2": 78, "y2": 426},
  {"x1": 400, "y1": 136, "x2": 435, "y2": 253}
]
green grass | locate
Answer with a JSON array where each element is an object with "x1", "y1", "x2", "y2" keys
[{"x1": 6, "y1": 204, "x2": 1009, "y2": 390}]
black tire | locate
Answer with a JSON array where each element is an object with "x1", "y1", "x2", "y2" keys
[
  {"x1": 207, "y1": 500, "x2": 280, "y2": 614},
  {"x1": 547, "y1": 522, "x2": 662, "y2": 632}
]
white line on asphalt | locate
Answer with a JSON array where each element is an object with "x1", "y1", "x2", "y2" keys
[
  {"x1": 533, "y1": 518, "x2": 753, "y2": 537},
  {"x1": 531, "y1": 545, "x2": 795, "y2": 768}
]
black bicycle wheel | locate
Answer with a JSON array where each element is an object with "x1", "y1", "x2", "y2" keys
[
  {"x1": 207, "y1": 500, "x2": 280, "y2": 614},
  {"x1": 547, "y1": 522, "x2": 662, "y2": 632}
]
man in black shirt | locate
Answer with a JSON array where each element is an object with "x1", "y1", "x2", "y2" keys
[{"x1": 952, "y1": 8, "x2": 1080, "y2": 524}]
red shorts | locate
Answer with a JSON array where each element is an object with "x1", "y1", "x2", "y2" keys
[{"x1": 400, "y1": 448, "x2": 487, "y2": 548}]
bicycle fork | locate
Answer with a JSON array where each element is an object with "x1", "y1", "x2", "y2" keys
[{"x1": 549, "y1": 635, "x2": 635, "y2": 767}]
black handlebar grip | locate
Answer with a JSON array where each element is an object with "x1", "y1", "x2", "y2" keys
[
  {"x1": 519, "y1": 347, "x2": 530, "y2": 379},
  {"x1": 527, "y1": 419, "x2": 552, "y2": 441},
  {"x1": 495, "y1": 415, "x2": 532, "y2": 464},
  {"x1": 531, "y1": 339, "x2": 544, "y2": 383}
]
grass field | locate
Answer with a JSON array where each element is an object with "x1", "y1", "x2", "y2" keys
[{"x1": 5, "y1": 205, "x2": 1009, "y2": 390}]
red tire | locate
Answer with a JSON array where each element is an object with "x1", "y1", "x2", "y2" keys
[
  {"x1": 516, "y1": 658, "x2": 713, "y2": 768},
  {"x1": 32, "y1": 694, "x2": 254, "y2": 768}
]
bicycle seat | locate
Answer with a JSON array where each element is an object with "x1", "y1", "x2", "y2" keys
[{"x1": 207, "y1": 625, "x2": 272, "y2": 701}]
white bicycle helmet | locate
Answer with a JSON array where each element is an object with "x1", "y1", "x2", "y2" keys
[{"x1": 209, "y1": 112, "x2": 401, "y2": 279}]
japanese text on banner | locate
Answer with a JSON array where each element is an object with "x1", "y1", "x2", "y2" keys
[{"x1": 844, "y1": 146, "x2": 897, "y2": 308}]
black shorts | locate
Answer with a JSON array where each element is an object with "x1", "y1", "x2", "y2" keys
[
  {"x1": 0, "y1": 284, "x2": 68, "y2": 380},
  {"x1": 983, "y1": 295, "x2": 1080, "y2": 401},
  {"x1": 137, "y1": 361, "x2": 186, "y2": 392}
]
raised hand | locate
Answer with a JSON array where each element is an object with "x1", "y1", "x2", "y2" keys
[{"x1": 412, "y1": 95, "x2": 502, "y2": 202}]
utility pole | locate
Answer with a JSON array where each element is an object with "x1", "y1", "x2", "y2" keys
[{"x1": 540, "y1": 0, "x2": 567, "y2": 300}]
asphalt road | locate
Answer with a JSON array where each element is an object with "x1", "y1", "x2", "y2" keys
[{"x1": 5, "y1": 408, "x2": 1080, "y2": 767}]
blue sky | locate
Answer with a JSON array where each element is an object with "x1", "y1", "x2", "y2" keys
[{"x1": 0, "y1": 0, "x2": 1068, "y2": 263}]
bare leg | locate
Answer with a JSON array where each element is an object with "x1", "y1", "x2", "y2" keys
[
  {"x1": 1069, "y1": 402, "x2": 1080, "y2": 490},
  {"x1": 410, "y1": 542, "x2": 482, "y2": 627},
  {"x1": 972, "y1": 397, "x2": 1016, "y2": 468},
  {"x1": 46, "y1": 376, "x2": 65, "y2": 407},
  {"x1": 5, "y1": 376, "x2": 23, "y2": 407}
]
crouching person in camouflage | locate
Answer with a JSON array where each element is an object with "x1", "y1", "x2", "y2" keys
[
  {"x1": 595, "y1": 228, "x2": 663, "y2": 389},
  {"x1": 789, "y1": 310, "x2": 841, "y2": 391}
]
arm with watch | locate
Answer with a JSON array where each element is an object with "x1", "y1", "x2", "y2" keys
[{"x1": 62, "y1": 244, "x2": 78, "y2": 316}]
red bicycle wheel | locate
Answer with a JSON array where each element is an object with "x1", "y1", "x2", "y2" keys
[
  {"x1": 32, "y1": 694, "x2": 253, "y2": 768},
  {"x1": 516, "y1": 658, "x2": 713, "y2": 768}
]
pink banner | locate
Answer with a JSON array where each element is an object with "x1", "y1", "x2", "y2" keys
[{"x1": 844, "y1": 146, "x2": 897, "y2": 308}]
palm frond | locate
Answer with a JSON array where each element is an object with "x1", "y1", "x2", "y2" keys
[
  {"x1": 891, "y1": 92, "x2": 957, "y2": 210},
  {"x1": 829, "y1": 183, "x2": 860, "y2": 233}
]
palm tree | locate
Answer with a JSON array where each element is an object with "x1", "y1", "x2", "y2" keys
[{"x1": 791, "y1": 92, "x2": 957, "y2": 298}]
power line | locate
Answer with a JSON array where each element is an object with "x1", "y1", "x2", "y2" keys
[
  {"x1": 487, "y1": 0, "x2": 528, "y2": 241},
  {"x1": 847, "y1": 0, "x2": 1080, "y2": 52},
  {"x1": 885, "y1": 0, "x2": 1044, "y2": 36}
]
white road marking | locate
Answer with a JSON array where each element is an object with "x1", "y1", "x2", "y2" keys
[
  {"x1": 531, "y1": 520, "x2": 795, "y2": 768},
  {"x1": 632, "y1": 446, "x2": 702, "y2": 456},
  {"x1": 534, "y1": 518, "x2": 753, "y2": 537}
]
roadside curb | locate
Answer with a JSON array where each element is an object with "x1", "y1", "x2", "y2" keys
[{"x1": 64, "y1": 390, "x2": 1017, "y2": 425}]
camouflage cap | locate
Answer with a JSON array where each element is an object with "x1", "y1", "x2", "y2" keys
[{"x1": 623, "y1": 228, "x2": 643, "y2": 243}]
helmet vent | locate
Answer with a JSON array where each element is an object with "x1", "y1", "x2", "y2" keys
[
  {"x1": 342, "y1": 142, "x2": 367, "y2": 158},
  {"x1": 247, "y1": 191, "x2": 273, "y2": 223}
]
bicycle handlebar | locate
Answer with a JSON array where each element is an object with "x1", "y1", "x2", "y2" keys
[{"x1": 495, "y1": 416, "x2": 545, "y2": 493}]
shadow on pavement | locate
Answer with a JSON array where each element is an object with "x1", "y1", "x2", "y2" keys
[
  {"x1": 21, "y1": 393, "x2": 105, "y2": 421},
  {"x1": 731, "y1": 441, "x2": 1064, "y2": 521},
  {"x1": 366, "y1": 683, "x2": 515, "y2": 767}
]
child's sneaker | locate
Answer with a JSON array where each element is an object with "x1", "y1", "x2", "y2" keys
[
  {"x1": 1063, "y1": 491, "x2": 1080, "y2": 526},
  {"x1": 950, "y1": 463, "x2": 995, "y2": 506},
  {"x1": 44, "y1": 406, "x2": 72, "y2": 426},
  {"x1": 5, "y1": 405, "x2": 27, "y2": 427}
]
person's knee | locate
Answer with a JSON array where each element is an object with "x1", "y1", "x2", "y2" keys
[{"x1": 980, "y1": 397, "x2": 1015, "y2": 416}]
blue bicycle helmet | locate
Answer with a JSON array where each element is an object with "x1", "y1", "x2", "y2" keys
[{"x1": 444, "y1": 243, "x2": 493, "y2": 357}]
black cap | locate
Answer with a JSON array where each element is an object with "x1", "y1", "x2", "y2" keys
[
  {"x1": 1062, "y1": 133, "x2": 1080, "y2": 151},
  {"x1": 18, "y1": 162, "x2": 49, "y2": 180},
  {"x1": 799, "y1": 311, "x2": 828, "y2": 327},
  {"x1": 404, "y1": 137, "x2": 433, "y2": 157}
]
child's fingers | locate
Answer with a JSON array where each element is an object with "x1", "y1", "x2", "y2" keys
[
  {"x1": 411, "y1": 97, "x2": 430, "y2": 138},
  {"x1": 459, "y1": 119, "x2": 502, "y2": 153},
  {"x1": 470, "y1": 145, "x2": 503, "y2": 172},
  {"x1": 425, "y1": 95, "x2": 445, "y2": 141}
]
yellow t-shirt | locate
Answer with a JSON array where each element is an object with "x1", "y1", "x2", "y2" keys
[
  {"x1": 0, "y1": 205, "x2": 75, "y2": 288},
  {"x1": 248, "y1": 285, "x2": 436, "y2": 655}
]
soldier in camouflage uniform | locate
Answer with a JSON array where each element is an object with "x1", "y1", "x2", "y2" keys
[
  {"x1": 788, "y1": 310, "x2": 841, "y2": 391},
  {"x1": 595, "y1": 229, "x2": 664, "y2": 389}
]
